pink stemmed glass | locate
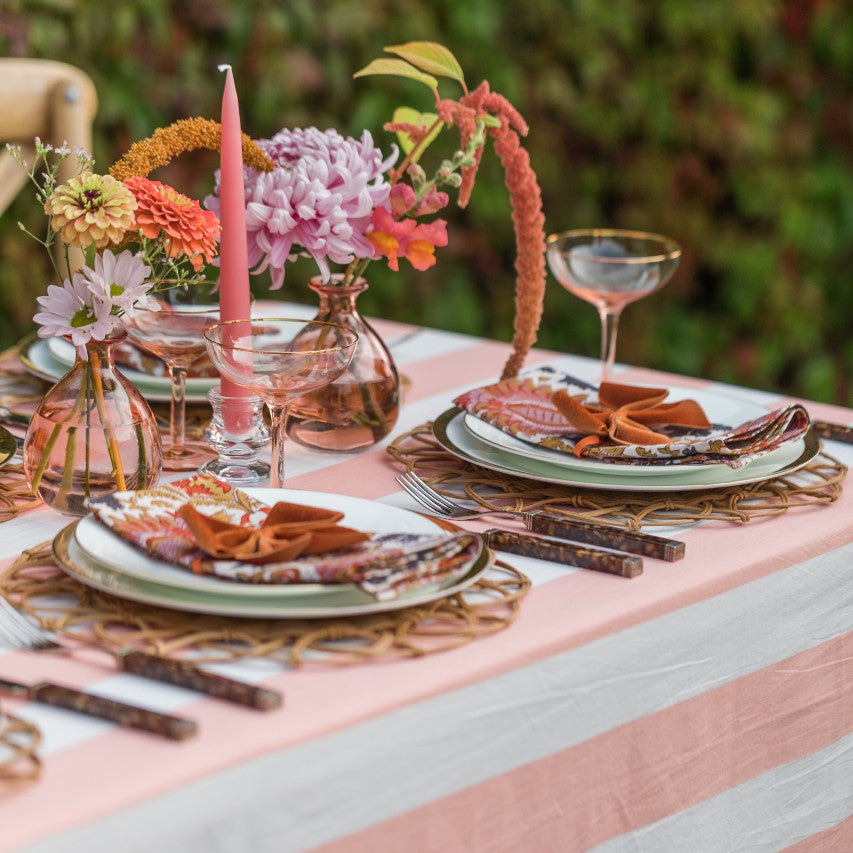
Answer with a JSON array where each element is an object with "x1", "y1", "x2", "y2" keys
[
  {"x1": 203, "y1": 318, "x2": 358, "y2": 488},
  {"x1": 123, "y1": 286, "x2": 219, "y2": 470},
  {"x1": 546, "y1": 229, "x2": 681, "y2": 383}
]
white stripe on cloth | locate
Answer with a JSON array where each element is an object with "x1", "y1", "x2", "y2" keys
[
  {"x1": 20, "y1": 542, "x2": 852, "y2": 853},
  {"x1": 591, "y1": 733, "x2": 853, "y2": 853}
]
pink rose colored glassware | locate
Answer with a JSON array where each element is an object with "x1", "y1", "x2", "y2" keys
[
  {"x1": 546, "y1": 229, "x2": 681, "y2": 383},
  {"x1": 203, "y1": 318, "x2": 358, "y2": 488},
  {"x1": 123, "y1": 287, "x2": 220, "y2": 471}
]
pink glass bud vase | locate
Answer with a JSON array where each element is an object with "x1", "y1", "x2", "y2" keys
[
  {"x1": 23, "y1": 330, "x2": 162, "y2": 515},
  {"x1": 287, "y1": 276, "x2": 400, "y2": 452}
]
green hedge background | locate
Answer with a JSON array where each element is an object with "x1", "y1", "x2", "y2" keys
[{"x1": 2, "y1": 0, "x2": 851, "y2": 404}]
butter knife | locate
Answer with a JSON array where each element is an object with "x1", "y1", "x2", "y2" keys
[
  {"x1": 0, "y1": 677, "x2": 197, "y2": 740},
  {"x1": 116, "y1": 651, "x2": 282, "y2": 711},
  {"x1": 812, "y1": 421, "x2": 853, "y2": 445},
  {"x1": 484, "y1": 528, "x2": 643, "y2": 578},
  {"x1": 19, "y1": 641, "x2": 281, "y2": 711},
  {"x1": 525, "y1": 514, "x2": 685, "y2": 561}
]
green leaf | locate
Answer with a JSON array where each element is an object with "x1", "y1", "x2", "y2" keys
[
  {"x1": 383, "y1": 42, "x2": 465, "y2": 86},
  {"x1": 391, "y1": 107, "x2": 444, "y2": 159},
  {"x1": 353, "y1": 58, "x2": 438, "y2": 90}
]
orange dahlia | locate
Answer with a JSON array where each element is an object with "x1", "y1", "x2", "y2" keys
[{"x1": 123, "y1": 176, "x2": 221, "y2": 271}]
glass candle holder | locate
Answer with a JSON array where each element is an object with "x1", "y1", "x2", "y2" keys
[{"x1": 200, "y1": 389, "x2": 271, "y2": 486}]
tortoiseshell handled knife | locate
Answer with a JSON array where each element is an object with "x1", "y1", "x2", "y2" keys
[{"x1": 0, "y1": 677, "x2": 197, "y2": 740}]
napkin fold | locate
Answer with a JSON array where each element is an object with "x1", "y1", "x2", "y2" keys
[
  {"x1": 86, "y1": 475, "x2": 482, "y2": 601},
  {"x1": 551, "y1": 382, "x2": 712, "y2": 456},
  {"x1": 177, "y1": 503, "x2": 370, "y2": 565},
  {"x1": 454, "y1": 368, "x2": 810, "y2": 468}
]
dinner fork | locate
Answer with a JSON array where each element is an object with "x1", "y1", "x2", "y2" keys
[
  {"x1": 395, "y1": 470, "x2": 685, "y2": 561},
  {"x1": 0, "y1": 595, "x2": 282, "y2": 709}
]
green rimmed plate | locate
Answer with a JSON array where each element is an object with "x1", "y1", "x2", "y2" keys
[{"x1": 433, "y1": 407, "x2": 820, "y2": 493}]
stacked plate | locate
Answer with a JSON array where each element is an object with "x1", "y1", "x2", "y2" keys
[
  {"x1": 434, "y1": 385, "x2": 819, "y2": 493},
  {"x1": 52, "y1": 489, "x2": 490, "y2": 619},
  {"x1": 19, "y1": 336, "x2": 217, "y2": 403}
]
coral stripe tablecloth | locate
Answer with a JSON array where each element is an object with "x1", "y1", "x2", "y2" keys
[{"x1": 1, "y1": 313, "x2": 851, "y2": 853}]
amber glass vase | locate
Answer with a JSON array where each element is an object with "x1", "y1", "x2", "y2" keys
[
  {"x1": 287, "y1": 276, "x2": 400, "y2": 452},
  {"x1": 23, "y1": 331, "x2": 162, "y2": 515}
]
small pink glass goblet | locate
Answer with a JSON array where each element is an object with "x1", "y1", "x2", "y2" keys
[
  {"x1": 546, "y1": 229, "x2": 681, "y2": 383},
  {"x1": 123, "y1": 286, "x2": 219, "y2": 471},
  {"x1": 203, "y1": 318, "x2": 358, "y2": 488}
]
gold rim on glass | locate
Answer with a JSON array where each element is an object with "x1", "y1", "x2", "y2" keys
[
  {"x1": 546, "y1": 228, "x2": 681, "y2": 264},
  {"x1": 203, "y1": 318, "x2": 358, "y2": 355}
]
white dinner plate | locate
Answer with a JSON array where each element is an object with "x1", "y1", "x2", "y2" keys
[
  {"x1": 434, "y1": 407, "x2": 818, "y2": 492},
  {"x1": 54, "y1": 489, "x2": 490, "y2": 618},
  {"x1": 19, "y1": 336, "x2": 213, "y2": 403}
]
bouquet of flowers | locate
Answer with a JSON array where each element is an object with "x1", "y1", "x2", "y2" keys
[
  {"x1": 202, "y1": 41, "x2": 547, "y2": 380},
  {"x1": 8, "y1": 138, "x2": 223, "y2": 511},
  {"x1": 9, "y1": 140, "x2": 221, "y2": 358}
]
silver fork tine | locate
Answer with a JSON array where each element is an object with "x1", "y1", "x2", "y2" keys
[
  {"x1": 396, "y1": 475, "x2": 455, "y2": 516},
  {"x1": 0, "y1": 597, "x2": 60, "y2": 652},
  {"x1": 402, "y1": 472, "x2": 460, "y2": 514}
]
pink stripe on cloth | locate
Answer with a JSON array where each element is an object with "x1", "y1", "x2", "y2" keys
[
  {"x1": 399, "y1": 340, "x2": 554, "y2": 403},
  {"x1": 311, "y1": 634, "x2": 853, "y2": 853},
  {"x1": 783, "y1": 814, "x2": 853, "y2": 851}
]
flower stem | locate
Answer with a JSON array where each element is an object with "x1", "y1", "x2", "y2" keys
[{"x1": 89, "y1": 348, "x2": 127, "y2": 491}]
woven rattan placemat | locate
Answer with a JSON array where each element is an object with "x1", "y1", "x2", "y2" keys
[
  {"x1": 1, "y1": 543, "x2": 529, "y2": 667},
  {"x1": 387, "y1": 423, "x2": 847, "y2": 529},
  {"x1": 0, "y1": 708, "x2": 41, "y2": 792}
]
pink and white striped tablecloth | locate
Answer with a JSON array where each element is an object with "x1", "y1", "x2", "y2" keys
[{"x1": 1, "y1": 314, "x2": 851, "y2": 853}]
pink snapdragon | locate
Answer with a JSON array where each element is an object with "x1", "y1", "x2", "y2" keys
[{"x1": 368, "y1": 208, "x2": 448, "y2": 272}]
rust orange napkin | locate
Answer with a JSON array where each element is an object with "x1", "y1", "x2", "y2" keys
[
  {"x1": 551, "y1": 381, "x2": 712, "y2": 456},
  {"x1": 177, "y1": 503, "x2": 370, "y2": 565}
]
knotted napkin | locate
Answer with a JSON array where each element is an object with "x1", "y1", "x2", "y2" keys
[
  {"x1": 454, "y1": 368, "x2": 810, "y2": 468},
  {"x1": 551, "y1": 382, "x2": 712, "y2": 456},
  {"x1": 86, "y1": 475, "x2": 482, "y2": 601},
  {"x1": 177, "y1": 503, "x2": 370, "y2": 565}
]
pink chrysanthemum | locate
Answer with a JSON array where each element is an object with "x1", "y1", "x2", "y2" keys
[
  {"x1": 125, "y1": 177, "x2": 221, "y2": 271},
  {"x1": 207, "y1": 127, "x2": 396, "y2": 289}
]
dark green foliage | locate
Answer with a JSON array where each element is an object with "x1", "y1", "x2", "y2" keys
[{"x1": 2, "y1": 0, "x2": 850, "y2": 403}]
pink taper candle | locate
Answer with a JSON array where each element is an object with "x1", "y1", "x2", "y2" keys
[{"x1": 217, "y1": 64, "x2": 253, "y2": 424}]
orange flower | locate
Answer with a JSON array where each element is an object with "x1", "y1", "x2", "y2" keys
[
  {"x1": 368, "y1": 208, "x2": 448, "y2": 272},
  {"x1": 124, "y1": 177, "x2": 221, "y2": 271}
]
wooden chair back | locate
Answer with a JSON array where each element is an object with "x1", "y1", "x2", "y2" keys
[{"x1": 0, "y1": 59, "x2": 98, "y2": 271}]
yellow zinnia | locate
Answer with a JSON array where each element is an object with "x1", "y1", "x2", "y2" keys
[{"x1": 44, "y1": 172, "x2": 137, "y2": 250}]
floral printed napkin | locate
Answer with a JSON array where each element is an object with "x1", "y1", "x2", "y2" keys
[
  {"x1": 86, "y1": 475, "x2": 482, "y2": 601},
  {"x1": 454, "y1": 368, "x2": 810, "y2": 468}
]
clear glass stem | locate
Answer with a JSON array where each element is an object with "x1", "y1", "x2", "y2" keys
[
  {"x1": 168, "y1": 365, "x2": 187, "y2": 449},
  {"x1": 598, "y1": 308, "x2": 622, "y2": 383},
  {"x1": 268, "y1": 402, "x2": 289, "y2": 489}
]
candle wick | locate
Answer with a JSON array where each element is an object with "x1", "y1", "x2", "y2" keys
[{"x1": 218, "y1": 64, "x2": 232, "y2": 73}]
